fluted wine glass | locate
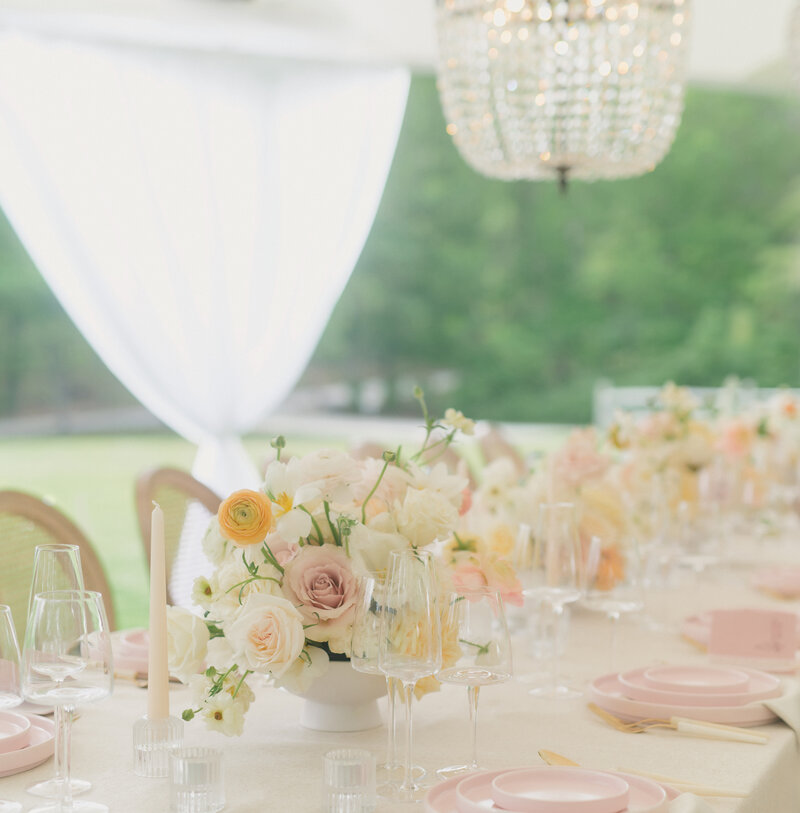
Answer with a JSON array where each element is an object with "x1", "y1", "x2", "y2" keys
[
  {"x1": 437, "y1": 588, "x2": 512, "y2": 778},
  {"x1": 351, "y1": 572, "x2": 425, "y2": 796},
  {"x1": 580, "y1": 535, "x2": 644, "y2": 671},
  {"x1": 378, "y1": 550, "x2": 441, "y2": 803},
  {"x1": 26, "y1": 544, "x2": 88, "y2": 800},
  {"x1": 23, "y1": 590, "x2": 113, "y2": 813},
  {"x1": 525, "y1": 502, "x2": 583, "y2": 699}
]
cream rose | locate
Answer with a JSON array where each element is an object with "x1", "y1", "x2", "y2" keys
[
  {"x1": 225, "y1": 593, "x2": 305, "y2": 678},
  {"x1": 167, "y1": 607, "x2": 210, "y2": 684},
  {"x1": 348, "y1": 513, "x2": 409, "y2": 572}
]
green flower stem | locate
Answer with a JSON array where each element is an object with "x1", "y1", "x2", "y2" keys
[{"x1": 361, "y1": 458, "x2": 391, "y2": 524}]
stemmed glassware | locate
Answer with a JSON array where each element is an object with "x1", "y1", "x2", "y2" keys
[
  {"x1": 523, "y1": 502, "x2": 583, "y2": 699},
  {"x1": 0, "y1": 606, "x2": 23, "y2": 813},
  {"x1": 378, "y1": 550, "x2": 441, "y2": 803},
  {"x1": 22, "y1": 590, "x2": 113, "y2": 813},
  {"x1": 351, "y1": 572, "x2": 424, "y2": 796},
  {"x1": 26, "y1": 544, "x2": 89, "y2": 800},
  {"x1": 436, "y1": 588, "x2": 512, "y2": 778},
  {"x1": 580, "y1": 536, "x2": 644, "y2": 671}
]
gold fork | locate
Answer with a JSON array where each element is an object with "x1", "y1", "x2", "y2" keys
[{"x1": 588, "y1": 703, "x2": 768, "y2": 744}]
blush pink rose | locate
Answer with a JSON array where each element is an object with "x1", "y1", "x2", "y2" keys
[
  {"x1": 282, "y1": 544, "x2": 358, "y2": 653},
  {"x1": 459, "y1": 488, "x2": 473, "y2": 516}
]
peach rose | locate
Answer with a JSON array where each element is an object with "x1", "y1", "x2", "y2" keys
[{"x1": 218, "y1": 489, "x2": 274, "y2": 546}]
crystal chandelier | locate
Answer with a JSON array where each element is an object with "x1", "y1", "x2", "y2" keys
[{"x1": 436, "y1": 0, "x2": 691, "y2": 187}]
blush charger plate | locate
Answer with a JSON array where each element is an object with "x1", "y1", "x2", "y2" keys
[
  {"x1": 589, "y1": 673, "x2": 779, "y2": 727},
  {"x1": 425, "y1": 770, "x2": 674, "y2": 813}
]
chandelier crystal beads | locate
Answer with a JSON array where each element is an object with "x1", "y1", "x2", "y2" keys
[{"x1": 436, "y1": 0, "x2": 691, "y2": 185}]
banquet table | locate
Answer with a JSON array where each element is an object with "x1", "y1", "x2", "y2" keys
[{"x1": 3, "y1": 542, "x2": 800, "y2": 812}]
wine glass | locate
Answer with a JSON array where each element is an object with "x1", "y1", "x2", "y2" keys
[
  {"x1": 28, "y1": 545, "x2": 85, "y2": 621},
  {"x1": 0, "y1": 607, "x2": 23, "y2": 813},
  {"x1": 22, "y1": 590, "x2": 113, "y2": 813},
  {"x1": 525, "y1": 502, "x2": 582, "y2": 699},
  {"x1": 378, "y1": 550, "x2": 441, "y2": 803},
  {"x1": 351, "y1": 573, "x2": 425, "y2": 795},
  {"x1": 437, "y1": 588, "x2": 512, "y2": 778},
  {"x1": 580, "y1": 535, "x2": 644, "y2": 671},
  {"x1": 26, "y1": 545, "x2": 89, "y2": 800}
]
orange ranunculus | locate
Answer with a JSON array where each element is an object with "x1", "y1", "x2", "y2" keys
[
  {"x1": 218, "y1": 490, "x2": 274, "y2": 546},
  {"x1": 595, "y1": 546, "x2": 626, "y2": 591}
]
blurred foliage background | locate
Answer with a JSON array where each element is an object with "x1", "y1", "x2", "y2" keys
[{"x1": 2, "y1": 76, "x2": 800, "y2": 425}]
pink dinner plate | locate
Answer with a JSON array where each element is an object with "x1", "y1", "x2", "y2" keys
[
  {"x1": 0, "y1": 711, "x2": 31, "y2": 754},
  {"x1": 118, "y1": 629, "x2": 149, "y2": 657},
  {"x1": 488, "y1": 768, "x2": 629, "y2": 813},
  {"x1": 617, "y1": 666, "x2": 781, "y2": 707},
  {"x1": 425, "y1": 771, "x2": 671, "y2": 813},
  {"x1": 0, "y1": 715, "x2": 54, "y2": 778},
  {"x1": 589, "y1": 673, "x2": 779, "y2": 727},
  {"x1": 752, "y1": 567, "x2": 800, "y2": 599},
  {"x1": 642, "y1": 664, "x2": 750, "y2": 694}
]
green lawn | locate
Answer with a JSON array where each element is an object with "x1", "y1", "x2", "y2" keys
[{"x1": 0, "y1": 426, "x2": 568, "y2": 629}]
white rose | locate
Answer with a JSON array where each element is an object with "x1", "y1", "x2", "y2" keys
[
  {"x1": 225, "y1": 593, "x2": 305, "y2": 678},
  {"x1": 167, "y1": 607, "x2": 210, "y2": 684},
  {"x1": 205, "y1": 635, "x2": 235, "y2": 671},
  {"x1": 348, "y1": 513, "x2": 409, "y2": 572},
  {"x1": 211, "y1": 557, "x2": 281, "y2": 620},
  {"x1": 395, "y1": 488, "x2": 459, "y2": 548}
]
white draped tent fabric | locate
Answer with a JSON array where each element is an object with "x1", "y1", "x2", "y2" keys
[{"x1": 0, "y1": 32, "x2": 409, "y2": 494}]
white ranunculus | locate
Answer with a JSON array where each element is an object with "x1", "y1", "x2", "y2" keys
[
  {"x1": 395, "y1": 487, "x2": 459, "y2": 548},
  {"x1": 348, "y1": 512, "x2": 409, "y2": 572},
  {"x1": 225, "y1": 593, "x2": 305, "y2": 678},
  {"x1": 291, "y1": 449, "x2": 362, "y2": 503},
  {"x1": 202, "y1": 521, "x2": 228, "y2": 566},
  {"x1": 167, "y1": 607, "x2": 210, "y2": 684},
  {"x1": 406, "y1": 462, "x2": 467, "y2": 504},
  {"x1": 273, "y1": 645, "x2": 329, "y2": 693}
]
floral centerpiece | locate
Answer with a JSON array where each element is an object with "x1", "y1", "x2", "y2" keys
[{"x1": 168, "y1": 394, "x2": 474, "y2": 735}]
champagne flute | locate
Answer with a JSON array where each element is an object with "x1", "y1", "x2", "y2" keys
[
  {"x1": 0, "y1": 607, "x2": 23, "y2": 813},
  {"x1": 26, "y1": 545, "x2": 89, "y2": 800},
  {"x1": 580, "y1": 536, "x2": 644, "y2": 671},
  {"x1": 437, "y1": 588, "x2": 512, "y2": 778},
  {"x1": 22, "y1": 590, "x2": 113, "y2": 813},
  {"x1": 378, "y1": 550, "x2": 441, "y2": 803},
  {"x1": 351, "y1": 573, "x2": 425, "y2": 795},
  {"x1": 527, "y1": 502, "x2": 582, "y2": 699}
]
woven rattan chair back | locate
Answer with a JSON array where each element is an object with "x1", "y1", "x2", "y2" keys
[
  {"x1": 136, "y1": 468, "x2": 221, "y2": 605},
  {"x1": 0, "y1": 490, "x2": 117, "y2": 637},
  {"x1": 479, "y1": 425, "x2": 527, "y2": 477}
]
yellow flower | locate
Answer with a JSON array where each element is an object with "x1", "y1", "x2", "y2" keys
[
  {"x1": 218, "y1": 489, "x2": 274, "y2": 547},
  {"x1": 487, "y1": 524, "x2": 514, "y2": 557}
]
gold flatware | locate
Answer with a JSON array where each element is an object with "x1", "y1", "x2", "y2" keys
[
  {"x1": 588, "y1": 703, "x2": 769, "y2": 744},
  {"x1": 538, "y1": 749, "x2": 748, "y2": 798}
]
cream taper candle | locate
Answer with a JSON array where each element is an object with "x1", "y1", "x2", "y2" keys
[{"x1": 147, "y1": 501, "x2": 169, "y2": 719}]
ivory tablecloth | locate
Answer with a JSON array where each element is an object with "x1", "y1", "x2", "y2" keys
[{"x1": 2, "y1": 558, "x2": 799, "y2": 811}]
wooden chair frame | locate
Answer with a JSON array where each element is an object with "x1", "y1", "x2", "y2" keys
[
  {"x1": 0, "y1": 490, "x2": 117, "y2": 630},
  {"x1": 136, "y1": 468, "x2": 221, "y2": 566}
]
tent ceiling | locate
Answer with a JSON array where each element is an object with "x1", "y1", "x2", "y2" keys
[{"x1": 0, "y1": 0, "x2": 797, "y2": 92}]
